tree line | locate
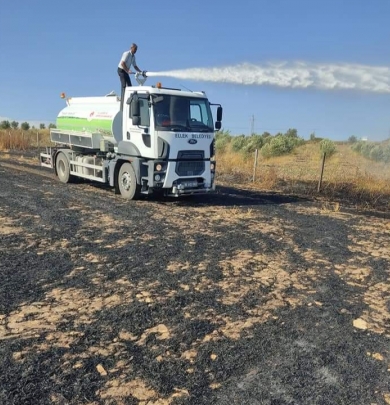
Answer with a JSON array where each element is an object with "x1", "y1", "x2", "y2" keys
[
  {"x1": 215, "y1": 129, "x2": 337, "y2": 158},
  {"x1": 0, "y1": 120, "x2": 56, "y2": 130},
  {"x1": 351, "y1": 140, "x2": 390, "y2": 163}
]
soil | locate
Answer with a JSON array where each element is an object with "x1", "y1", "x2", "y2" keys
[{"x1": 0, "y1": 156, "x2": 389, "y2": 405}]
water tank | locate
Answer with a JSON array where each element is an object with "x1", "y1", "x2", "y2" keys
[{"x1": 57, "y1": 95, "x2": 122, "y2": 143}]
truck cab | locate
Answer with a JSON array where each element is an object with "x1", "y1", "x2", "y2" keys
[{"x1": 118, "y1": 84, "x2": 222, "y2": 198}]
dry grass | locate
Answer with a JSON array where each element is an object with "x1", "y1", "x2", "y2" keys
[
  {"x1": 217, "y1": 142, "x2": 390, "y2": 211},
  {"x1": 1, "y1": 130, "x2": 389, "y2": 210},
  {"x1": 0, "y1": 129, "x2": 51, "y2": 150}
]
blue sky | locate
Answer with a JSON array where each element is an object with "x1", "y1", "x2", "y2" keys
[{"x1": 1, "y1": 0, "x2": 390, "y2": 140}]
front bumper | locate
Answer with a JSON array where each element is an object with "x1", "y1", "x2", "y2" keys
[{"x1": 168, "y1": 182, "x2": 216, "y2": 197}]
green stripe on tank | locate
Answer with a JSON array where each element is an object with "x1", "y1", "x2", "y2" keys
[{"x1": 57, "y1": 117, "x2": 113, "y2": 134}]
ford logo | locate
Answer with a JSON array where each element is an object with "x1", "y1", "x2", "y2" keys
[{"x1": 188, "y1": 139, "x2": 197, "y2": 145}]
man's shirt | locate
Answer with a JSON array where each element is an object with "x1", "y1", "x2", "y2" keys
[{"x1": 118, "y1": 51, "x2": 136, "y2": 70}]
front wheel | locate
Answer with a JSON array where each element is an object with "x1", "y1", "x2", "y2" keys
[{"x1": 118, "y1": 162, "x2": 140, "y2": 200}]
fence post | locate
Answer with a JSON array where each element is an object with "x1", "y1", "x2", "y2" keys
[
  {"x1": 252, "y1": 148, "x2": 259, "y2": 182},
  {"x1": 37, "y1": 131, "x2": 39, "y2": 149},
  {"x1": 317, "y1": 152, "x2": 326, "y2": 192},
  {"x1": 8, "y1": 131, "x2": 11, "y2": 149}
]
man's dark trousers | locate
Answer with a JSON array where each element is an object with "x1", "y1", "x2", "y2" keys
[{"x1": 117, "y1": 67, "x2": 132, "y2": 110}]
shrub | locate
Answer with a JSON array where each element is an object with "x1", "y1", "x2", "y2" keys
[
  {"x1": 348, "y1": 135, "x2": 357, "y2": 143},
  {"x1": 285, "y1": 128, "x2": 298, "y2": 138},
  {"x1": 260, "y1": 143, "x2": 272, "y2": 158},
  {"x1": 369, "y1": 143, "x2": 390, "y2": 163},
  {"x1": 352, "y1": 140, "x2": 390, "y2": 163},
  {"x1": 360, "y1": 142, "x2": 375, "y2": 159},
  {"x1": 352, "y1": 141, "x2": 364, "y2": 153},
  {"x1": 231, "y1": 135, "x2": 247, "y2": 152},
  {"x1": 319, "y1": 139, "x2": 336, "y2": 157},
  {"x1": 0, "y1": 120, "x2": 11, "y2": 129},
  {"x1": 261, "y1": 134, "x2": 301, "y2": 158},
  {"x1": 215, "y1": 130, "x2": 232, "y2": 153},
  {"x1": 383, "y1": 144, "x2": 390, "y2": 163},
  {"x1": 21, "y1": 122, "x2": 30, "y2": 131},
  {"x1": 242, "y1": 135, "x2": 264, "y2": 155},
  {"x1": 369, "y1": 146, "x2": 383, "y2": 162}
]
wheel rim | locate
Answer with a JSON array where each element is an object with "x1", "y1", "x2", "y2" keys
[{"x1": 121, "y1": 172, "x2": 131, "y2": 191}]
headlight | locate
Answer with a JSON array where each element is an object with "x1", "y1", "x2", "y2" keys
[
  {"x1": 155, "y1": 163, "x2": 162, "y2": 171},
  {"x1": 155, "y1": 174, "x2": 161, "y2": 181},
  {"x1": 210, "y1": 163, "x2": 215, "y2": 171}
]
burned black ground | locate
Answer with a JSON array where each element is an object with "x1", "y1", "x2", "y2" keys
[{"x1": 0, "y1": 159, "x2": 389, "y2": 405}]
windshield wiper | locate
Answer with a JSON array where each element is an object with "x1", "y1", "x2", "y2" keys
[
  {"x1": 189, "y1": 127, "x2": 212, "y2": 132},
  {"x1": 165, "y1": 124, "x2": 191, "y2": 131},
  {"x1": 189, "y1": 123, "x2": 213, "y2": 132}
]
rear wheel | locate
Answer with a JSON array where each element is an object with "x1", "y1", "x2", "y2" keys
[
  {"x1": 118, "y1": 162, "x2": 140, "y2": 200},
  {"x1": 56, "y1": 152, "x2": 72, "y2": 183}
]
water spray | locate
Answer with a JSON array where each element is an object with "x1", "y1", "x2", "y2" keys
[{"x1": 145, "y1": 62, "x2": 390, "y2": 93}]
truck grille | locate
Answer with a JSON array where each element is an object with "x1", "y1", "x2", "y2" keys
[{"x1": 176, "y1": 150, "x2": 205, "y2": 176}]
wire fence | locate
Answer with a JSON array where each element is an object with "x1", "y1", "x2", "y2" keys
[
  {"x1": 216, "y1": 145, "x2": 390, "y2": 210},
  {"x1": 0, "y1": 130, "x2": 51, "y2": 151}
]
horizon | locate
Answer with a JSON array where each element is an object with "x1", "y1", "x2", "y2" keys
[{"x1": 0, "y1": 117, "x2": 385, "y2": 144}]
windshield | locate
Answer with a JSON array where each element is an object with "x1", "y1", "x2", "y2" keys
[{"x1": 153, "y1": 95, "x2": 214, "y2": 132}]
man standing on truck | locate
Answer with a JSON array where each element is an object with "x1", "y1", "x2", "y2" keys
[{"x1": 117, "y1": 43, "x2": 144, "y2": 109}]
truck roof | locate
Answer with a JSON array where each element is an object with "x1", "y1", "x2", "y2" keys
[{"x1": 130, "y1": 85, "x2": 208, "y2": 99}]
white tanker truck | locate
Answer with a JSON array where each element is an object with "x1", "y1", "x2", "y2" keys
[{"x1": 40, "y1": 73, "x2": 222, "y2": 199}]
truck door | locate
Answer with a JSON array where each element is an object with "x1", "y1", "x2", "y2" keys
[{"x1": 124, "y1": 93, "x2": 154, "y2": 159}]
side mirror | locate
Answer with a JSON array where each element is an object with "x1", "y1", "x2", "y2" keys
[
  {"x1": 216, "y1": 106, "x2": 223, "y2": 122},
  {"x1": 215, "y1": 121, "x2": 221, "y2": 130},
  {"x1": 132, "y1": 97, "x2": 140, "y2": 117}
]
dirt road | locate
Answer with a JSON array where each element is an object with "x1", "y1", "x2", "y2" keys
[{"x1": 0, "y1": 158, "x2": 389, "y2": 405}]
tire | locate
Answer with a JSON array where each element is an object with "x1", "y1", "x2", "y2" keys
[
  {"x1": 118, "y1": 162, "x2": 140, "y2": 200},
  {"x1": 56, "y1": 152, "x2": 71, "y2": 183}
]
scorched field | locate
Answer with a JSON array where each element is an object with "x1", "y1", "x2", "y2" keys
[{"x1": 0, "y1": 157, "x2": 389, "y2": 405}]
